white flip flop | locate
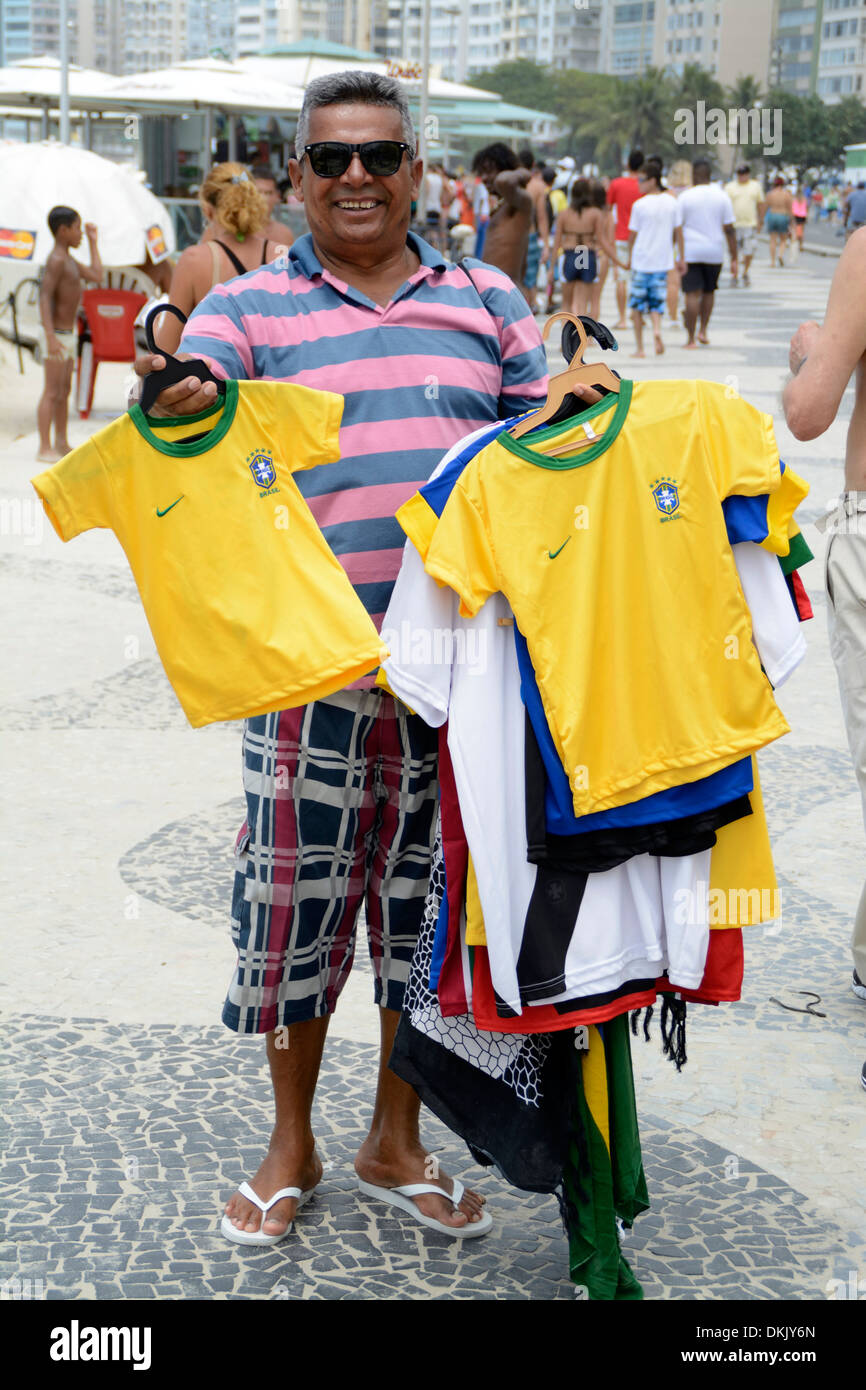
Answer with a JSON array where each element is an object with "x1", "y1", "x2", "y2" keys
[
  {"x1": 221, "y1": 1180, "x2": 316, "y2": 1246},
  {"x1": 357, "y1": 1177, "x2": 492, "y2": 1238}
]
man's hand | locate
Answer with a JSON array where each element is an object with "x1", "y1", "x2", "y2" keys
[
  {"x1": 132, "y1": 351, "x2": 220, "y2": 417},
  {"x1": 675, "y1": 259, "x2": 686, "y2": 276},
  {"x1": 789, "y1": 320, "x2": 821, "y2": 376},
  {"x1": 85, "y1": 222, "x2": 98, "y2": 242}
]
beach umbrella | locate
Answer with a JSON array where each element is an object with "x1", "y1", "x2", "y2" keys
[{"x1": 0, "y1": 140, "x2": 175, "y2": 269}]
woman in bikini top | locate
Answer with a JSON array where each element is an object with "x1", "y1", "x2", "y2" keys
[{"x1": 156, "y1": 161, "x2": 290, "y2": 354}]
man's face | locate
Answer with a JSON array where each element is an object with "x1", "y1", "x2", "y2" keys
[
  {"x1": 255, "y1": 177, "x2": 280, "y2": 213},
  {"x1": 288, "y1": 103, "x2": 422, "y2": 261},
  {"x1": 737, "y1": 172, "x2": 749, "y2": 183},
  {"x1": 64, "y1": 218, "x2": 83, "y2": 247},
  {"x1": 477, "y1": 161, "x2": 500, "y2": 195}
]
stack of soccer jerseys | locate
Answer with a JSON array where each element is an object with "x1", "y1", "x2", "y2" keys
[{"x1": 381, "y1": 379, "x2": 812, "y2": 1299}]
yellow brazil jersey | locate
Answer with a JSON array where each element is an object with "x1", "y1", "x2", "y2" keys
[
  {"x1": 397, "y1": 378, "x2": 791, "y2": 816},
  {"x1": 31, "y1": 379, "x2": 388, "y2": 727}
]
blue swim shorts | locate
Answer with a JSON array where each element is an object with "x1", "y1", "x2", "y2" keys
[{"x1": 628, "y1": 269, "x2": 668, "y2": 314}]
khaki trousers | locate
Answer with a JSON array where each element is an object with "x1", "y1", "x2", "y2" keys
[{"x1": 825, "y1": 493, "x2": 866, "y2": 980}]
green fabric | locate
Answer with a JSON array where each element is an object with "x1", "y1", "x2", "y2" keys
[
  {"x1": 779, "y1": 529, "x2": 814, "y2": 575},
  {"x1": 564, "y1": 1017, "x2": 648, "y2": 1301}
]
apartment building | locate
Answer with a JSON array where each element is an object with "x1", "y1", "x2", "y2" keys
[
  {"x1": 0, "y1": 0, "x2": 79, "y2": 66},
  {"x1": 815, "y1": 0, "x2": 866, "y2": 101},
  {"x1": 599, "y1": 0, "x2": 774, "y2": 87},
  {"x1": 369, "y1": 0, "x2": 602, "y2": 82}
]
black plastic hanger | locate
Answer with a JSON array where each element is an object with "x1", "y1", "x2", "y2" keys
[{"x1": 138, "y1": 304, "x2": 227, "y2": 416}]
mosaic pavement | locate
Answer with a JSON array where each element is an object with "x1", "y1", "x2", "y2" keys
[{"x1": 3, "y1": 250, "x2": 865, "y2": 1301}]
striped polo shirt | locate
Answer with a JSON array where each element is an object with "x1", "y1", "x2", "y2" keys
[{"x1": 180, "y1": 230, "x2": 547, "y2": 640}]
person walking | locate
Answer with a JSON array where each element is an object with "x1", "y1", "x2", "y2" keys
[
  {"x1": 765, "y1": 176, "x2": 793, "y2": 267},
  {"x1": 471, "y1": 142, "x2": 533, "y2": 287},
  {"x1": 550, "y1": 176, "x2": 621, "y2": 319},
  {"x1": 677, "y1": 158, "x2": 736, "y2": 348},
  {"x1": 724, "y1": 163, "x2": 765, "y2": 286},
  {"x1": 623, "y1": 156, "x2": 684, "y2": 358},
  {"x1": 519, "y1": 149, "x2": 551, "y2": 313},
  {"x1": 135, "y1": 70, "x2": 548, "y2": 1245},
  {"x1": 606, "y1": 149, "x2": 644, "y2": 329},
  {"x1": 665, "y1": 158, "x2": 692, "y2": 321},
  {"x1": 844, "y1": 183, "x2": 866, "y2": 241},
  {"x1": 157, "y1": 163, "x2": 288, "y2": 353},
  {"x1": 784, "y1": 227, "x2": 866, "y2": 1083},
  {"x1": 36, "y1": 206, "x2": 102, "y2": 462},
  {"x1": 791, "y1": 185, "x2": 808, "y2": 260}
]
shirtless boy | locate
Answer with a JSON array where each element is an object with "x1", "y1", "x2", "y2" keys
[{"x1": 37, "y1": 206, "x2": 102, "y2": 462}]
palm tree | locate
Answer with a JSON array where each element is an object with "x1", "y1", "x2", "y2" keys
[
  {"x1": 726, "y1": 74, "x2": 766, "y2": 169},
  {"x1": 620, "y1": 67, "x2": 677, "y2": 159}
]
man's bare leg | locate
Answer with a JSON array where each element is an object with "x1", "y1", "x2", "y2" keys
[
  {"x1": 631, "y1": 308, "x2": 646, "y2": 358},
  {"x1": 683, "y1": 290, "x2": 701, "y2": 347},
  {"x1": 354, "y1": 1006, "x2": 487, "y2": 1228},
  {"x1": 666, "y1": 268, "x2": 679, "y2": 323},
  {"x1": 223, "y1": 1016, "x2": 329, "y2": 1238},
  {"x1": 37, "y1": 358, "x2": 66, "y2": 461},
  {"x1": 697, "y1": 292, "x2": 714, "y2": 344},
  {"x1": 53, "y1": 358, "x2": 75, "y2": 454},
  {"x1": 651, "y1": 309, "x2": 664, "y2": 354}
]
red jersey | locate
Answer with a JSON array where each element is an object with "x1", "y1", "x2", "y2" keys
[{"x1": 607, "y1": 174, "x2": 642, "y2": 241}]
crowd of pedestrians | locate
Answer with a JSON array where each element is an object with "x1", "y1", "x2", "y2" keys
[{"x1": 418, "y1": 145, "x2": 839, "y2": 358}]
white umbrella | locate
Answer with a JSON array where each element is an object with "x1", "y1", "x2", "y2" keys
[
  {"x1": 0, "y1": 140, "x2": 176, "y2": 269},
  {"x1": 100, "y1": 61, "x2": 304, "y2": 116}
]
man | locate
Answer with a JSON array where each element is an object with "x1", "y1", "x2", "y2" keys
[
  {"x1": 136, "y1": 71, "x2": 548, "y2": 1242},
  {"x1": 607, "y1": 149, "x2": 644, "y2": 329},
  {"x1": 471, "y1": 142, "x2": 533, "y2": 286},
  {"x1": 424, "y1": 161, "x2": 445, "y2": 250},
  {"x1": 250, "y1": 163, "x2": 295, "y2": 247},
  {"x1": 677, "y1": 159, "x2": 736, "y2": 349},
  {"x1": 784, "y1": 229, "x2": 866, "y2": 1038},
  {"x1": 844, "y1": 182, "x2": 866, "y2": 240},
  {"x1": 624, "y1": 157, "x2": 684, "y2": 358},
  {"x1": 518, "y1": 148, "x2": 550, "y2": 313},
  {"x1": 765, "y1": 176, "x2": 793, "y2": 267},
  {"x1": 724, "y1": 163, "x2": 765, "y2": 287},
  {"x1": 37, "y1": 206, "x2": 102, "y2": 462}
]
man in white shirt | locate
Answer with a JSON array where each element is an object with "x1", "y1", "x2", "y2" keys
[
  {"x1": 677, "y1": 159, "x2": 737, "y2": 348},
  {"x1": 625, "y1": 157, "x2": 685, "y2": 358},
  {"x1": 723, "y1": 163, "x2": 765, "y2": 287}
]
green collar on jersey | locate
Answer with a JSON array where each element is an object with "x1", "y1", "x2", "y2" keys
[
  {"x1": 130, "y1": 378, "x2": 238, "y2": 456},
  {"x1": 500, "y1": 377, "x2": 632, "y2": 468}
]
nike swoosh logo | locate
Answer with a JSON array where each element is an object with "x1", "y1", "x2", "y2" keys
[
  {"x1": 156, "y1": 496, "x2": 185, "y2": 517},
  {"x1": 548, "y1": 537, "x2": 571, "y2": 560}
]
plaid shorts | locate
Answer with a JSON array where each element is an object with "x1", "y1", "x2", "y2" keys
[{"x1": 223, "y1": 688, "x2": 439, "y2": 1033}]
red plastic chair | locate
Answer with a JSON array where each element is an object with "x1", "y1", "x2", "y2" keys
[{"x1": 77, "y1": 288, "x2": 148, "y2": 418}]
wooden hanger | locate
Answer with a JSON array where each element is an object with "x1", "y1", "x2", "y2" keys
[{"x1": 509, "y1": 310, "x2": 620, "y2": 445}]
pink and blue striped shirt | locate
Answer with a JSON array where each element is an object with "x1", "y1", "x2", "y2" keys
[{"x1": 180, "y1": 231, "x2": 548, "y2": 638}]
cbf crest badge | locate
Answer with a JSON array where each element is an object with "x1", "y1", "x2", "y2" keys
[
  {"x1": 650, "y1": 475, "x2": 681, "y2": 522},
  {"x1": 248, "y1": 448, "x2": 279, "y2": 496}
]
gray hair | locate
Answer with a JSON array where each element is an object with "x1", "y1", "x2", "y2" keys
[{"x1": 294, "y1": 71, "x2": 416, "y2": 160}]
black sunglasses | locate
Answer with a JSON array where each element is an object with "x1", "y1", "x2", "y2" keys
[{"x1": 301, "y1": 141, "x2": 413, "y2": 179}]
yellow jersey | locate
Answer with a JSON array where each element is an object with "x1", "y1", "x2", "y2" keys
[
  {"x1": 398, "y1": 378, "x2": 792, "y2": 815},
  {"x1": 32, "y1": 379, "x2": 388, "y2": 726}
]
